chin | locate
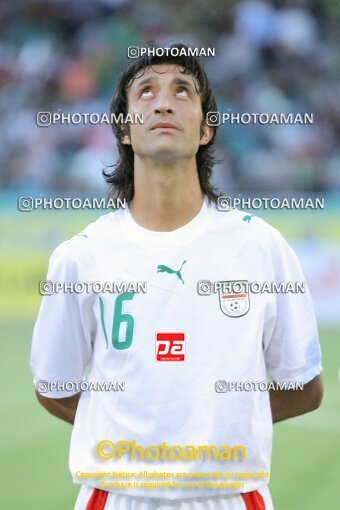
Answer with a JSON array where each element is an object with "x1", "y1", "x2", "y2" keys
[
  {"x1": 154, "y1": 154, "x2": 180, "y2": 165},
  {"x1": 148, "y1": 145, "x2": 183, "y2": 163}
]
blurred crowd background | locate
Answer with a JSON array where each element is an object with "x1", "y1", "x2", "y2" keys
[{"x1": 1, "y1": 0, "x2": 340, "y2": 195}]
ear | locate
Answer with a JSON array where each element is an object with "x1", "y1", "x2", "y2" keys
[
  {"x1": 120, "y1": 123, "x2": 131, "y2": 145},
  {"x1": 199, "y1": 123, "x2": 214, "y2": 146},
  {"x1": 121, "y1": 133, "x2": 131, "y2": 145}
]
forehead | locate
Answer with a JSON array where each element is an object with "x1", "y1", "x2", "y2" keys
[{"x1": 129, "y1": 64, "x2": 199, "y2": 90}]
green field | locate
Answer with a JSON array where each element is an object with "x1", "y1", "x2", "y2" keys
[{"x1": 0, "y1": 319, "x2": 338, "y2": 509}]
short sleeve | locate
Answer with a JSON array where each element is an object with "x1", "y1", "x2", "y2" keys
[
  {"x1": 30, "y1": 242, "x2": 93, "y2": 398},
  {"x1": 263, "y1": 230, "x2": 322, "y2": 385}
]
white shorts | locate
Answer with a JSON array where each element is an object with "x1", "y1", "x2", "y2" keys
[{"x1": 74, "y1": 485, "x2": 273, "y2": 510}]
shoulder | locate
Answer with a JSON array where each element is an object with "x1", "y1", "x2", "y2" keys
[
  {"x1": 49, "y1": 209, "x2": 123, "y2": 267},
  {"x1": 212, "y1": 206, "x2": 288, "y2": 248},
  {"x1": 210, "y1": 205, "x2": 301, "y2": 270}
]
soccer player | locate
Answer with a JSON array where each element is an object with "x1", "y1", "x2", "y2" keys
[{"x1": 30, "y1": 43, "x2": 323, "y2": 510}]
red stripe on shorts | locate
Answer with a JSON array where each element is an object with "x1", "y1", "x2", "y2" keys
[
  {"x1": 85, "y1": 489, "x2": 109, "y2": 510},
  {"x1": 241, "y1": 489, "x2": 266, "y2": 510}
]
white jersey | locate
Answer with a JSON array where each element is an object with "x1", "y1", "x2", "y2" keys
[{"x1": 30, "y1": 199, "x2": 322, "y2": 502}]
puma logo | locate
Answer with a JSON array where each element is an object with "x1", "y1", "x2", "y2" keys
[
  {"x1": 243, "y1": 214, "x2": 254, "y2": 223},
  {"x1": 157, "y1": 260, "x2": 187, "y2": 285}
]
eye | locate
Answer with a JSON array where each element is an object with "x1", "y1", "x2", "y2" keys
[
  {"x1": 176, "y1": 87, "x2": 189, "y2": 96},
  {"x1": 140, "y1": 87, "x2": 153, "y2": 97}
]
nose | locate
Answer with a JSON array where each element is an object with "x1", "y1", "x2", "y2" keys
[{"x1": 153, "y1": 90, "x2": 175, "y2": 115}]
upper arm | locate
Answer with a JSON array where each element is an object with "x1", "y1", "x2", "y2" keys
[
  {"x1": 299, "y1": 374, "x2": 324, "y2": 409},
  {"x1": 35, "y1": 390, "x2": 82, "y2": 424},
  {"x1": 263, "y1": 230, "x2": 322, "y2": 386},
  {"x1": 30, "y1": 242, "x2": 93, "y2": 399}
]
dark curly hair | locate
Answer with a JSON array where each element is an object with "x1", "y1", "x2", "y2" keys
[{"x1": 104, "y1": 42, "x2": 220, "y2": 204}]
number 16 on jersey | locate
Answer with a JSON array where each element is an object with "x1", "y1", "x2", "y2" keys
[{"x1": 99, "y1": 293, "x2": 135, "y2": 350}]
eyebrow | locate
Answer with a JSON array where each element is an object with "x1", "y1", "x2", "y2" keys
[
  {"x1": 173, "y1": 77, "x2": 196, "y2": 90},
  {"x1": 134, "y1": 75, "x2": 197, "y2": 92}
]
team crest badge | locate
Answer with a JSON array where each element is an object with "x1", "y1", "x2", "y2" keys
[{"x1": 218, "y1": 280, "x2": 250, "y2": 317}]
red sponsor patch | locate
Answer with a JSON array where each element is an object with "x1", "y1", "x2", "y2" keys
[{"x1": 156, "y1": 332, "x2": 185, "y2": 361}]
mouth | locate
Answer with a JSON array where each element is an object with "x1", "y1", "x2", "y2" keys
[{"x1": 151, "y1": 123, "x2": 179, "y2": 130}]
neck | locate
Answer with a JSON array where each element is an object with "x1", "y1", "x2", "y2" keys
[{"x1": 129, "y1": 155, "x2": 205, "y2": 231}]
